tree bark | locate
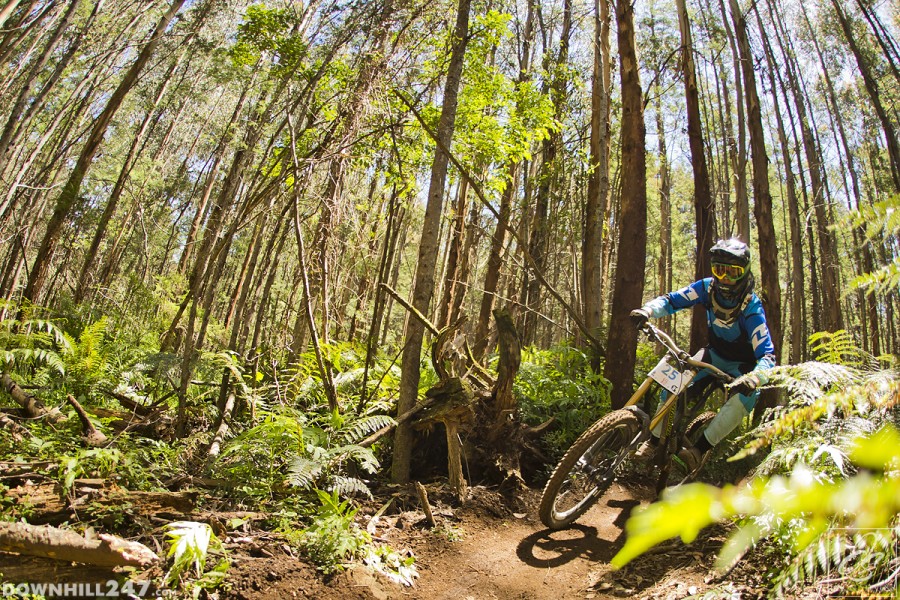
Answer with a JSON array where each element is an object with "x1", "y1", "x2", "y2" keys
[
  {"x1": 677, "y1": 0, "x2": 714, "y2": 353},
  {"x1": 729, "y1": 0, "x2": 782, "y2": 360},
  {"x1": 0, "y1": 522, "x2": 159, "y2": 568},
  {"x1": 831, "y1": 0, "x2": 900, "y2": 192},
  {"x1": 583, "y1": 0, "x2": 611, "y2": 370},
  {"x1": 392, "y1": 0, "x2": 470, "y2": 484},
  {"x1": 604, "y1": 0, "x2": 647, "y2": 409}
]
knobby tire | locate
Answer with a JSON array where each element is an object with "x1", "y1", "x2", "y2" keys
[{"x1": 538, "y1": 409, "x2": 640, "y2": 530}]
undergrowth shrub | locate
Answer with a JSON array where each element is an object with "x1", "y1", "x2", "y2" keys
[{"x1": 515, "y1": 344, "x2": 611, "y2": 463}]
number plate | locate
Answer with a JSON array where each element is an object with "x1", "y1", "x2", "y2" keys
[{"x1": 649, "y1": 357, "x2": 688, "y2": 395}]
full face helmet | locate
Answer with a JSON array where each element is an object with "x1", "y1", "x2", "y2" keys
[{"x1": 709, "y1": 238, "x2": 753, "y2": 311}]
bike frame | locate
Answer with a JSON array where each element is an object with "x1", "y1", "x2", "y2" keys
[{"x1": 622, "y1": 324, "x2": 733, "y2": 440}]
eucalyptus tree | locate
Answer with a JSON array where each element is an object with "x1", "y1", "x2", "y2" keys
[
  {"x1": 677, "y1": 0, "x2": 715, "y2": 352},
  {"x1": 756, "y1": 1, "x2": 806, "y2": 364},
  {"x1": 21, "y1": 0, "x2": 187, "y2": 308},
  {"x1": 766, "y1": 0, "x2": 843, "y2": 334},
  {"x1": 392, "y1": 0, "x2": 471, "y2": 484},
  {"x1": 522, "y1": 0, "x2": 572, "y2": 346},
  {"x1": 830, "y1": 0, "x2": 900, "y2": 192},
  {"x1": 728, "y1": 0, "x2": 781, "y2": 361},
  {"x1": 605, "y1": 0, "x2": 647, "y2": 409},
  {"x1": 582, "y1": 0, "x2": 612, "y2": 367}
]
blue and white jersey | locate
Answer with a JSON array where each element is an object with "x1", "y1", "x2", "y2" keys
[{"x1": 643, "y1": 278, "x2": 776, "y2": 377}]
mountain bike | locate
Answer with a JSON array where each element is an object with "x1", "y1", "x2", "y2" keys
[{"x1": 538, "y1": 322, "x2": 734, "y2": 530}]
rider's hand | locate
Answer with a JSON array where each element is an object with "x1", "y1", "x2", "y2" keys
[
  {"x1": 629, "y1": 308, "x2": 650, "y2": 330},
  {"x1": 731, "y1": 373, "x2": 760, "y2": 397}
]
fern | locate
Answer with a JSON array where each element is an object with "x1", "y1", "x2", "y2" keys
[
  {"x1": 287, "y1": 457, "x2": 325, "y2": 489},
  {"x1": 339, "y1": 414, "x2": 395, "y2": 444},
  {"x1": 329, "y1": 475, "x2": 373, "y2": 499}
]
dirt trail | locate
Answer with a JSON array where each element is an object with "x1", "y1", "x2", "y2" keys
[
  {"x1": 407, "y1": 483, "x2": 648, "y2": 600},
  {"x1": 226, "y1": 482, "x2": 747, "y2": 600}
]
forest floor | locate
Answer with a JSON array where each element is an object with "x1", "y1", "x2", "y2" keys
[{"x1": 220, "y1": 481, "x2": 780, "y2": 600}]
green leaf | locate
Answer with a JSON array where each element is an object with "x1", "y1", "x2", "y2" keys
[{"x1": 849, "y1": 425, "x2": 900, "y2": 471}]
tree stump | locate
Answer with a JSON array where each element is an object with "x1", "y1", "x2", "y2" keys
[{"x1": 413, "y1": 377, "x2": 474, "y2": 500}]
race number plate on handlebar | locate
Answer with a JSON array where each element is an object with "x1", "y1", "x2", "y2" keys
[{"x1": 648, "y1": 349, "x2": 704, "y2": 395}]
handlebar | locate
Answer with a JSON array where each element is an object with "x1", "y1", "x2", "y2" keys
[{"x1": 640, "y1": 322, "x2": 734, "y2": 384}]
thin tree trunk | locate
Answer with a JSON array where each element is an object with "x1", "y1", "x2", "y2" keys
[
  {"x1": 392, "y1": 0, "x2": 470, "y2": 484},
  {"x1": 758, "y1": 4, "x2": 805, "y2": 365},
  {"x1": 831, "y1": 0, "x2": 900, "y2": 191},
  {"x1": 677, "y1": 0, "x2": 714, "y2": 353},
  {"x1": 21, "y1": 0, "x2": 186, "y2": 306},
  {"x1": 729, "y1": 0, "x2": 782, "y2": 359},
  {"x1": 717, "y1": 0, "x2": 749, "y2": 241},
  {"x1": 0, "y1": 0, "x2": 82, "y2": 176},
  {"x1": 583, "y1": 0, "x2": 611, "y2": 370}
]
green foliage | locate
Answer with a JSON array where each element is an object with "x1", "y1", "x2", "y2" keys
[
  {"x1": 164, "y1": 521, "x2": 229, "y2": 595},
  {"x1": 214, "y1": 402, "x2": 394, "y2": 502},
  {"x1": 298, "y1": 489, "x2": 370, "y2": 574},
  {"x1": 845, "y1": 194, "x2": 900, "y2": 295},
  {"x1": 515, "y1": 345, "x2": 611, "y2": 460},
  {"x1": 0, "y1": 313, "x2": 70, "y2": 378}
]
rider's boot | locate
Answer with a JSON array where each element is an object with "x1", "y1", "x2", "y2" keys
[
  {"x1": 676, "y1": 446, "x2": 704, "y2": 471},
  {"x1": 633, "y1": 436, "x2": 659, "y2": 462},
  {"x1": 678, "y1": 432, "x2": 713, "y2": 472}
]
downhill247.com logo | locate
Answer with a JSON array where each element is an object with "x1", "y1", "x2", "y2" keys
[{"x1": 1, "y1": 580, "x2": 154, "y2": 598}]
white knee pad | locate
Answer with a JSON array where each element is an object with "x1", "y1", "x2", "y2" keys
[{"x1": 703, "y1": 394, "x2": 750, "y2": 446}]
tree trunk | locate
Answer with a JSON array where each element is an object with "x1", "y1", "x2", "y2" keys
[
  {"x1": 758, "y1": 4, "x2": 805, "y2": 365},
  {"x1": 729, "y1": 0, "x2": 781, "y2": 360},
  {"x1": 0, "y1": 522, "x2": 158, "y2": 568},
  {"x1": 392, "y1": 0, "x2": 470, "y2": 484},
  {"x1": 0, "y1": 0, "x2": 82, "y2": 176},
  {"x1": 677, "y1": 0, "x2": 714, "y2": 353},
  {"x1": 583, "y1": 0, "x2": 611, "y2": 370},
  {"x1": 766, "y1": 0, "x2": 843, "y2": 333},
  {"x1": 716, "y1": 0, "x2": 749, "y2": 241},
  {"x1": 831, "y1": 0, "x2": 900, "y2": 191},
  {"x1": 604, "y1": 0, "x2": 647, "y2": 409},
  {"x1": 21, "y1": 0, "x2": 186, "y2": 306},
  {"x1": 654, "y1": 93, "x2": 673, "y2": 336}
]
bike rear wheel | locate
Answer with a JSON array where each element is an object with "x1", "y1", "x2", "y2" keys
[{"x1": 538, "y1": 409, "x2": 640, "y2": 530}]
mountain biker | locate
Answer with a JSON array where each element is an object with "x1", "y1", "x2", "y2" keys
[{"x1": 629, "y1": 238, "x2": 776, "y2": 470}]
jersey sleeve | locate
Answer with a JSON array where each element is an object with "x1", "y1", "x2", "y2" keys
[
  {"x1": 642, "y1": 279, "x2": 708, "y2": 318},
  {"x1": 745, "y1": 303, "x2": 776, "y2": 382}
]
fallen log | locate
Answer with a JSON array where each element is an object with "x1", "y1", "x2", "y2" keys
[
  {"x1": 5, "y1": 480, "x2": 198, "y2": 525},
  {"x1": 0, "y1": 521, "x2": 159, "y2": 567},
  {"x1": 1, "y1": 372, "x2": 63, "y2": 423}
]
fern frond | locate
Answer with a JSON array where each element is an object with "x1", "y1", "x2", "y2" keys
[
  {"x1": 339, "y1": 415, "x2": 396, "y2": 444},
  {"x1": 732, "y1": 371, "x2": 899, "y2": 462},
  {"x1": 328, "y1": 475, "x2": 373, "y2": 499},
  {"x1": 287, "y1": 457, "x2": 325, "y2": 489},
  {"x1": 332, "y1": 444, "x2": 380, "y2": 474}
]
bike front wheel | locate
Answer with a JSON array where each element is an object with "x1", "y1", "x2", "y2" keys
[{"x1": 538, "y1": 409, "x2": 640, "y2": 530}]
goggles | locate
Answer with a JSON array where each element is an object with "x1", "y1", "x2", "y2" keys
[{"x1": 711, "y1": 262, "x2": 746, "y2": 282}]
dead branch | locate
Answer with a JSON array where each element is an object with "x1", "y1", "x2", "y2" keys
[
  {"x1": 380, "y1": 283, "x2": 440, "y2": 335},
  {"x1": 413, "y1": 482, "x2": 436, "y2": 527},
  {"x1": 0, "y1": 413, "x2": 27, "y2": 441},
  {"x1": 65, "y1": 395, "x2": 108, "y2": 447},
  {"x1": 0, "y1": 521, "x2": 159, "y2": 567}
]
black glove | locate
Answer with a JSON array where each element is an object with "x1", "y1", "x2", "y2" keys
[
  {"x1": 731, "y1": 373, "x2": 760, "y2": 397},
  {"x1": 629, "y1": 308, "x2": 650, "y2": 330}
]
